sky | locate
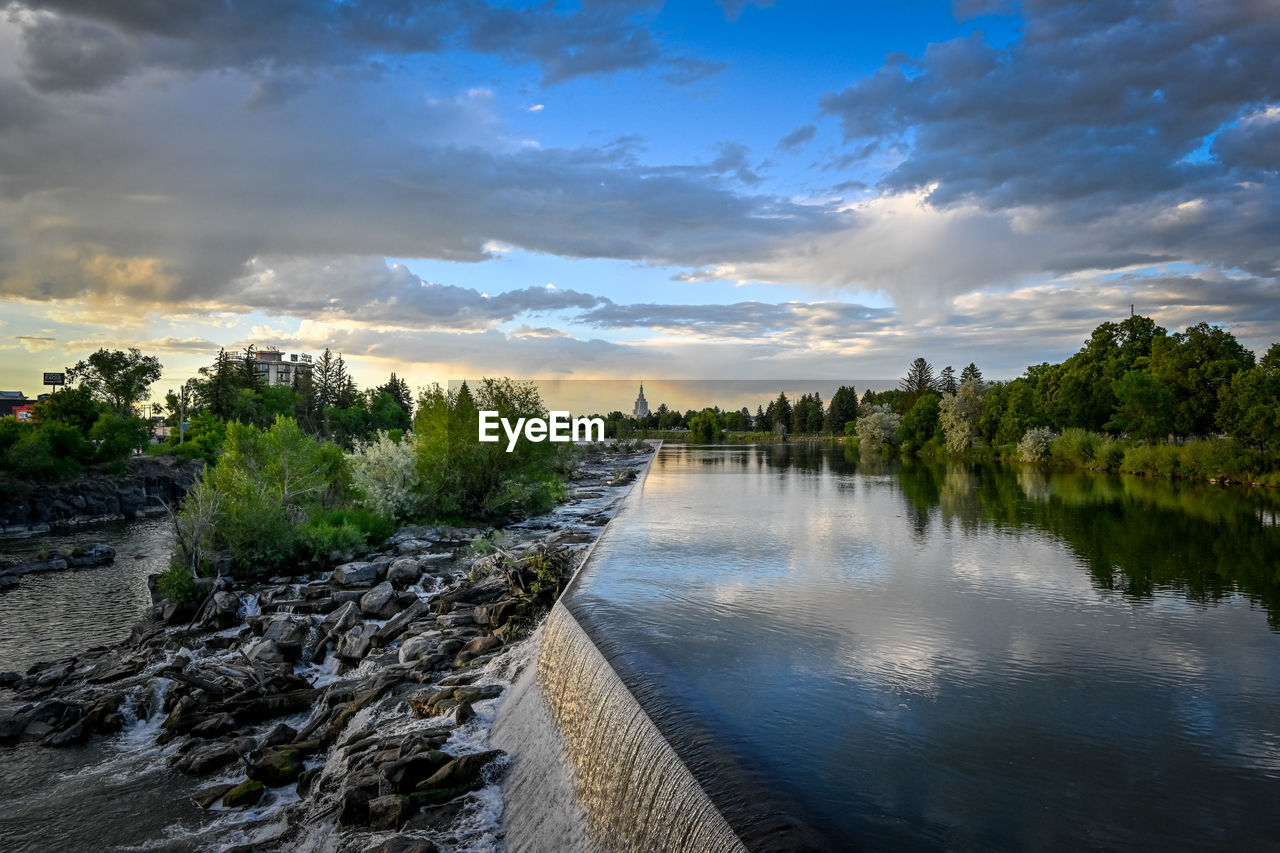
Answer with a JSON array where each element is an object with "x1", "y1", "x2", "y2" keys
[{"x1": 0, "y1": 0, "x2": 1277, "y2": 409}]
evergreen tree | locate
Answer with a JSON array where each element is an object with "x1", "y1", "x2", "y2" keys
[
  {"x1": 238, "y1": 346, "x2": 265, "y2": 392},
  {"x1": 313, "y1": 348, "x2": 337, "y2": 412},
  {"x1": 939, "y1": 365, "x2": 958, "y2": 395},
  {"x1": 826, "y1": 385, "x2": 859, "y2": 434},
  {"x1": 755, "y1": 404, "x2": 770, "y2": 432},
  {"x1": 960, "y1": 362, "x2": 983, "y2": 385},
  {"x1": 900, "y1": 358, "x2": 937, "y2": 407}
]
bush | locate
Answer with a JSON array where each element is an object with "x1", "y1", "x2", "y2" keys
[
  {"x1": 1051, "y1": 427, "x2": 1098, "y2": 467},
  {"x1": 1094, "y1": 436, "x2": 1127, "y2": 470},
  {"x1": 1018, "y1": 427, "x2": 1054, "y2": 463},
  {"x1": 856, "y1": 405, "x2": 902, "y2": 454},
  {"x1": 1120, "y1": 443, "x2": 1182, "y2": 477},
  {"x1": 158, "y1": 562, "x2": 203, "y2": 605},
  {"x1": 349, "y1": 431, "x2": 421, "y2": 521}
]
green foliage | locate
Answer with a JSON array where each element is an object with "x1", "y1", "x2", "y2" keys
[
  {"x1": 349, "y1": 430, "x2": 422, "y2": 521},
  {"x1": 89, "y1": 412, "x2": 150, "y2": 461},
  {"x1": 158, "y1": 562, "x2": 203, "y2": 604},
  {"x1": 855, "y1": 405, "x2": 901, "y2": 454},
  {"x1": 168, "y1": 413, "x2": 227, "y2": 462},
  {"x1": 66, "y1": 347, "x2": 163, "y2": 416},
  {"x1": 1107, "y1": 370, "x2": 1174, "y2": 442},
  {"x1": 299, "y1": 507, "x2": 395, "y2": 560},
  {"x1": 688, "y1": 408, "x2": 725, "y2": 443},
  {"x1": 1050, "y1": 427, "x2": 1098, "y2": 467},
  {"x1": 899, "y1": 394, "x2": 941, "y2": 452}
]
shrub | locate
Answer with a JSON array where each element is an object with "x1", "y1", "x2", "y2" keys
[
  {"x1": 349, "y1": 431, "x2": 421, "y2": 521},
  {"x1": 1051, "y1": 427, "x2": 1098, "y2": 467},
  {"x1": 856, "y1": 405, "x2": 902, "y2": 454},
  {"x1": 158, "y1": 562, "x2": 203, "y2": 605},
  {"x1": 1094, "y1": 436, "x2": 1127, "y2": 470},
  {"x1": 1018, "y1": 427, "x2": 1054, "y2": 463}
]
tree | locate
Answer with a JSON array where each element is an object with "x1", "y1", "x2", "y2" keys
[
  {"x1": 900, "y1": 394, "x2": 941, "y2": 451},
  {"x1": 688, "y1": 408, "x2": 725, "y2": 443},
  {"x1": 939, "y1": 379, "x2": 987, "y2": 453},
  {"x1": 960, "y1": 363, "x2": 983, "y2": 386},
  {"x1": 938, "y1": 366, "x2": 958, "y2": 395},
  {"x1": 33, "y1": 385, "x2": 101, "y2": 435},
  {"x1": 1149, "y1": 322, "x2": 1254, "y2": 437},
  {"x1": 855, "y1": 405, "x2": 901, "y2": 453},
  {"x1": 825, "y1": 385, "x2": 858, "y2": 435},
  {"x1": 66, "y1": 347, "x2": 162, "y2": 416},
  {"x1": 755, "y1": 404, "x2": 771, "y2": 433},
  {"x1": 377, "y1": 373, "x2": 413, "y2": 417},
  {"x1": 900, "y1": 358, "x2": 936, "y2": 408},
  {"x1": 238, "y1": 346, "x2": 265, "y2": 393},
  {"x1": 1107, "y1": 370, "x2": 1174, "y2": 443},
  {"x1": 767, "y1": 392, "x2": 792, "y2": 436},
  {"x1": 1217, "y1": 347, "x2": 1280, "y2": 449}
]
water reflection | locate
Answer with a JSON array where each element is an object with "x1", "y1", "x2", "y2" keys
[{"x1": 569, "y1": 444, "x2": 1280, "y2": 851}]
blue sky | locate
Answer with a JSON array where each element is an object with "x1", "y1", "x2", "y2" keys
[{"x1": 0, "y1": 0, "x2": 1276, "y2": 402}]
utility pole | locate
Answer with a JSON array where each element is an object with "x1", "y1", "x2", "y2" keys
[{"x1": 1130, "y1": 304, "x2": 1135, "y2": 318}]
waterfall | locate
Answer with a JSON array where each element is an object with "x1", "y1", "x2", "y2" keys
[{"x1": 495, "y1": 603, "x2": 748, "y2": 853}]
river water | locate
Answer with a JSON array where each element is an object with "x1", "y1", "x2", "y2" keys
[
  {"x1": 564, "y1": 444, "x2": 1280, "y2": 851},
  {"x1": 0, "y1": 517, "x2": 172, "y2": 674}
]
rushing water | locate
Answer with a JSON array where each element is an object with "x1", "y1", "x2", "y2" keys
[
  {"x1": 562, "y1": 444, "x2": 1280, "y2": 851},
  {"x1": 0, "y1": 518, "x2": 173, "y2": 674}
]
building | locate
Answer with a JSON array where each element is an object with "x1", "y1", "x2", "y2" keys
[
  {"x1": 250, "y1": 348, "x2": 313, "y2": 387},
  {"x1": 13, "y1": 404, "x2": 34, "y2": 422},
  {"x1": 632, "y1": 383, "x2": 650, "y2": 419},
  {"x1": 0, "y1": 391, "x2": 30, "y2": 418}
]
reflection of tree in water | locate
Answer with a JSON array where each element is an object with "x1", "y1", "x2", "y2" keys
[{"x1": 896, "y1": 458, "x2": 1280, "y2": 628}]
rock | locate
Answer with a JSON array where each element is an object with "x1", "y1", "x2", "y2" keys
[
  {"x1": 259, "y1": 722, "x2": 298, "y2": 749},
  {"x1": 188, "y1": 712, "x2": 238, "y2": 738},
  {"x1": 398, "y1": 634, "x2": 439, "y2": 665},
  {"x1": 245, "y1": 639, "x2": 290, "y2": 666},
  {"x1": 386, "y1": 558, "x2": 422, "y2": 589},
  {"x1": 384, "y1": 750, "x2": 453, "y2": 793},
  {"x1": 66, "y1": 544, "x2": 115, "y2": 567},
  {"x1": 0, "y1": 712, "x2": 28, "y2": 743},
  {"x1": 338, "y1": 787, "x2": 371, "y2": 827},
  {"x1": 421, "y1": 750, "x2": 504, "y2": 790},
  {"x1": 454, "y1": 636, "x2": 501, "y2": 666},
  {"x1": 191, "y1": 783, "x2": 235, "y2": 809},
  {"x1": 473, "y1": 598, "x2": 521, "y2": 629},
  {"x1": 360, "y1": 582, "x2": 401, "y2": 619},
  {"x1": 436, "y1": 610, "x2": 475, "y2": 629},
  {"x1": 331, "y1": 561, "x2": 378, "y2": 587},
  {"x1": 43, "y1": 720, "x2": 89, "y2": 747},
  {"x1": 248, "y1": 746, "x2": 304, "y2": 787},
  {"x1": 177, "y1": 741, "x2": 243, "y2": 776},
  {"x1": 205, "y1": 591, "x2": 242, "y2": 628},
  {"x1": 262, "y1": 614, "x2": 310, "y2": 647},
  {"x1": 395, "y1": 538, "x2": 434, "y2": 556},
  {"x1": 368, "y1": 794, "x2": 413, "y2": 831},
  {"x1": 222, "y1": 779, "x2": 265, "y2": 808},
  {"x1": 366, "y1": 838, "x2": 439, "y2": 853},
  {"x1": 374, "y1": 600, "x2": 428, "y2": 647},
  {"x1": 322, "y1": 600, "x2": 361, "y2": 635},
  {"x1": 452, "y1": 703, "x2": 475, "y2": 725},
  {"x1": 336, "y1": 623, "x2": 375, "y2": 662}
]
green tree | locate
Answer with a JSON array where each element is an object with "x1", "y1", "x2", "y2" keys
[
  {"x1": 900, "y1": 357, "x2": 937, "y2": 408},
  {"x1": 938, "y1": 366, "x2": 958, "y2": 395},
  {"x1": 960, "y1": 362, "x2": 983, "y2": 386},
  {"x1": 900, "y1": 394, "x2": 942, "y2": 452},
  {"x1": 66, "y1": 347, "x2": 162, "y2": 416},
  {"x1": 688, "y1": 408, "x2": 725, "y2": 443},
  {"x1": 1217, "y1": 345, "x2": 1280, "y2": 449},
  {"x1": 825, "y1": 385, "x2": 859, "y2": 435},
  {"x1": 1149, "y1": 322, "x2": 1254, "y2": 437},
  {"x1": 1107, "y1": 370, "x2": 1174, "y2": 443}
]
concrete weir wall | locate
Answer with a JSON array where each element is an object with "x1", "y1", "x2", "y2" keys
[{"x1": 494, "y1": 602, "x2": 748, "y2": 853}]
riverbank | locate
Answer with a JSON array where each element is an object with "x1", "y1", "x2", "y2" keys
[
  {"x1": 0, "y1": 442, "x2": 655, "y2": 852},
  {"x1": 0, "y1": 455, "x2": 203, "y2": 539}
]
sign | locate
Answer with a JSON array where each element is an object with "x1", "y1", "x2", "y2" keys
[{"x1": 43, "y1": 372, "x2": 65, "y2": 386}]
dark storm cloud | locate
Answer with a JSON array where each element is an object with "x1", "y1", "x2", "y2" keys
[
  {"x1": 819, "y1": 1, "x2": 1280, "y2": 208},
  {"x1": 10, "y1": 0, "x2": 701, "y2": 91}
]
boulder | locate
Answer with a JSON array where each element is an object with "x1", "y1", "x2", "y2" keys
[
  {"x1": 248, "y1": 746, "x2": 304, "y2": 787},
  {"x1": 386, "y1": 558, "x2": 422, "y2": 589},
  {"x1": 66, "y1": 544, "x2": 115, "y2": 568},
  {"x1": 177, "y1": 741, "x2": 243, "y2": 776},
  {"x1": 368, "y1": 794, "x2": 413, "y2": 831},
  {"x1": 454, "y1": 636, "x2": 501, "y2": 666},
  {"x1": 398, "y1": 634, "x2": 438, "y2": 665},
  {"x1": 191, "y1": 783, "x2": 236, "y2": 809},
  {"x1": 259, "y1": 722, "x2": 298, "y2": 749},
  {"x1": 360, "y1": 582, "x2": 401, "y2": 619},
  {"x1": 245, "y1": 639, "x2": 290, "y2": 666},
  {"x1": 383, "y1": 750, "x2": 452, "y2": 794},
  {"x1": 331, "y1": 562, "x2": 378, "y2": 587},
  {"x1": 366, "y1": 838, "x2": 439, "y2": 853},
  {"x1": 206, "y1": 591, "x2": 242, "y2": 629},
  {"x1": 222, "y1": 779, "x2": 265, "y2": 808},
  {"x1": 322, "y1": 600, "x2": 361, "y2": 635},
  {"x1": 338, "y1": 787, "x2": 371, "y2": 827},
  {"x1": 336, "y1": 624, "x2": 375, "y2": 662},
  {"x1": 473, "y1": 598, "x2": 521, "y2": 629},
  {"x1": 374, "y1": 600, "x2": 428, "y2": 647}
]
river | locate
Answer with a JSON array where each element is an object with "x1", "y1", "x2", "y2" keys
[
  {"x1": 0, "y1": 517, "x2": 173, "y2": 675},
  {"x1": 562, "y1": 443, "x2": 1280, "y2": 851}
]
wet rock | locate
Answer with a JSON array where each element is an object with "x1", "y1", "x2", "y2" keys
[
  {"x1": 386, "y1": 558, "x2": 422, "y2": 589},
  {"x1": 368, "y1": 794, "x2": 413, "y2": 831},
  {"x1": 0, "y1": 711, "x2": 28, "y2": 743},
  {"x1": 177, "y1": 741, "x2": 243, "y2": 776},
  {"x1": 338, "y1": 787, "x2": 371, "y2": 827},
  {"x1": 248, "y1": 746, "x2": 304, "y2": 787},
  {"x1": 223, "y1": 688, "x2": 320, "y2": 725},
  {"x1": 398, "y1": 634, "x2": 438, "y2": 665},
  {"x1": 436, "y1": 610, "x2": 475, "y2": 629},
  {"x1": 245, "y1": 639, "x2": 290, "y2": 666},
  {"x1": 394, "y1": 539, "x2": 434, "y2": 556},
  {"x1": 191, "y1": 783, "x2": 235, "y2": 809},
  {"x1": 360, "y1": 582, "x2": 400, "y2": 619},
  {"x1": 222, "y1": 779, "x2": 265, "y2": 808},
  {"x1": 473, "y1": 598, "x2": 520, "y2": 629},
  {"x1": 43, "y1": 720, "x2": 89, "y2": 747},
  {"x1": 452, "y1": 702, "x2": 475, "y2": 725},
  {"x1": 188, "y1": 712, "x2": 238, "y2": 738},
  {"x1": 421, "y1": 750, "x2": 504, "y2": 790},
  {"x1": 332, "y1": 562, "x2": 378, "y2": 587},
  {"x1": 374, "y1": 600, "x2": 428, "y2": 647},
  {"x1": 322, "y1": 600, "x2": 362, "y2": 635},
  {"x1": 259, "y1": 722, "x2": 298, "y2": 749},
  {"x1": 262, "y1": 614, "x2": 310, "y2": 647},
  {"x1": 384, "y1": 749, "x2": 453, "y2": 793},
  {"x1": 336, "y1": 624, "x2": 375, "y2": 662},
  {"x1": 454, "y1": 636, "x2": 501, "y2": 667},
  {"x1": 366, "y1": 838, "x2": 439, "y2": 853}
]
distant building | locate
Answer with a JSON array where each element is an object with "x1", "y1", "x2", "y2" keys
[
  {"x1": 14, "y1": 404, "x2": 34, "y2": 422},
  {"x1": 632, "y1": 383, "x2": 650, "y2": 419},
  {"x1": 250, "y1": 348, "x2": 313, "y2": 387},
  {"x1": 0, "y1": 391, "x2": 30, "y2": 418}
]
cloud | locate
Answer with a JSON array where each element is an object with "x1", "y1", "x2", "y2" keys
[
  {"x1": 716, "y1": 0, "x2": 775, "y2": 22},
  {"x1": 13, "y1": 334, "x2": 56, "y2": 352},
  {"x1": 9, "y1": 0, "x2": 695, "y2": 91},
  {"x1": 778, "y1": 123, "x2": 817, "y2": 152}
]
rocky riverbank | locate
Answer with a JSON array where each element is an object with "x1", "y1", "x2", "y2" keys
[
  {"x1": 0, "y1": 455, "x2": 204, "y2": 538},
  {"x1": 0, "y1": 543, "x2": 116, "y2": 589},
  {"x1": 0, "y1": 442, "x2": 654, "y2": 852}
]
